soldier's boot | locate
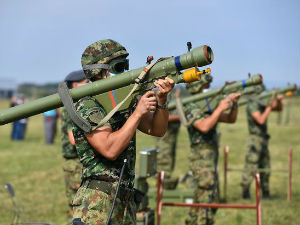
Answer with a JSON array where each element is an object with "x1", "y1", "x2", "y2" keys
[
  {"x1": 262, "y1": 190, "x2": 270, "y2": 199},
  {"x1": 242, "y1": 188, "x2": 250, "y2": 199},
  {"x1": 73, "y1": 218, "x2": 88, "y2": 225}
]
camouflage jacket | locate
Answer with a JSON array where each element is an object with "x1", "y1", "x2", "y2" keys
[
  {"x1": 72, "y1": 96, "x2": 136, "y2": 188},
  {"x1": 61, "y1": 108, "x2": 78, "y2": 159},
  {"x1": 183, "y1": 102, "x2": 218, "y2": 146},
  {"x1": 247, "y1": 99, "x2": 268, "y2": 137}
]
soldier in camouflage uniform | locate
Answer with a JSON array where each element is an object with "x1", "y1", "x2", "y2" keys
[
  {"x1": 71, "y1": 39, "x2": 174, "y2": 225},
  {"x1": 241, "y1": 87, "x2": 283, "y2": 199},
  {"x1": 155, "y1": 89, "x2": 180, "y2": 190},
  {"x1": 61, "y1": 70, "x2": 88, "y2": 221},
  {"x1": 184, "y1": 82, "x2": 241, "y2": 225}
]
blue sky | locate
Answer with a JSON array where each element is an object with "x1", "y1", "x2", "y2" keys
[{"x1": 0, "y1": 0, "x2": 299, "y2": 89}]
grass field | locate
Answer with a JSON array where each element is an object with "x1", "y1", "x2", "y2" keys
[{"x1": 0, "y1": 97, "x2": 299, "y2": 225}]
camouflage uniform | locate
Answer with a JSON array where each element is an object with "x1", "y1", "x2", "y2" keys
[
  {"x1": 60, "y1": 108, "x2": 83, "y2": 220},
  {"x1": 155, "y1": 92, "x2": 180, "y2": 189},
  {"x1": 72, "y1": 97, "x2": 137, "y2": 225},
  {"x1": 184, "y1": 102, "x2": 219, "y2": 225},
  {"x1": 241, "y1": 99, "x2": 270, "y2": 193}
]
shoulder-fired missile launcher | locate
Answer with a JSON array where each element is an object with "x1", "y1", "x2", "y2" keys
[
  {"x1": 168, "y1": 74, "x2": 263, "y2": 112},
  {"x1": 0, "y1": 45, "x2": 214, "y2": 126},
  {"x1": 238, "y1": 84, "x2": 298, "y2": 106}
]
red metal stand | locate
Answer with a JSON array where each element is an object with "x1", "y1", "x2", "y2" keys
[
  {"x1": 156, "y1": 171, "x2": 164, "y2": 225},
  {"x1": 223, "y1": 147, "x2": 293, "y2": 201},
  {"x1": 223, "y1": 146, "x2": 229, "y2": 201},
  {"x1": 288, "y1": 148, "x2": 293, "y2": 201},
  {"x1": 255, "y1": 174, "x2": 262, "y2": 225},
  {"x1": 156, "y1": 171, "x2": 262, "y2": 225}
]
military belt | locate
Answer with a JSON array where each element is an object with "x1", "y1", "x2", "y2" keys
[
  {"x1": 85, "y1": 179, "x2": 134, "y2": 202},
  {"x1": 84, "y1": 179, "x2": 145, "y2": 206},
  {"x1": 249, "y1": 133, "x2": 270, "y2": 140},
  {"x1": 191, "y1": 142, "x2": 217, "y2": 149}
]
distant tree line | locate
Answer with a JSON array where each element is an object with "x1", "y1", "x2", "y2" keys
[{"x1": 17, "y1": 82, "x2": 59, "y2": 98}]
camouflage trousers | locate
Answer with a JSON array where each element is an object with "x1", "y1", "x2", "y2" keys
[
  {"x1": 62, "y1": 158, "x2": 83, "y2": 220},
  {"x1": 155, "y1": 123, "x2": 180, "y2": 189},
  {"x1": 241, "y1": 135, "x2": 270, "y2": 192},
  {"x1": 72, "y1": 180, "x2": 137, "y2": 225},
  {"x1": 185, "y1": 143, "x2": 219, "y2": 225}
]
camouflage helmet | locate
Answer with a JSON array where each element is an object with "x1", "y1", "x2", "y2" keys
[
  {"x1": 186, "y1": 74, "x2": 213, "y2": 94},
  {"x1": 81, "y1": 39, "x2": 129, "y2": 80}
]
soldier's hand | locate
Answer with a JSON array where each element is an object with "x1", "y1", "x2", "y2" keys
[
  {"x1": 218, "y1": 98, "x2": 231, "y2": 112},
  {"x1": 270, "y1": 98, "x2": 278, "y2": 109},
  {"x1": 277, "y1": 94, "x2": 284, "y2": 101},
  {"x1": 136, "y1": 91, "x2": 157, "y2": 116},
  {"x1": 154, "y1": 77, "x2": 175, "y2": 105},
  {"x1": 228, "y1": 93, "x2": 242, "y2": 104}
]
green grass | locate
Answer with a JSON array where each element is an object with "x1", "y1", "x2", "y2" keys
[{"x1": 0, "y1": 97, "x2": 299, "y2": 225}]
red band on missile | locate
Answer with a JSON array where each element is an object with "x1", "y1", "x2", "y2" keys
[
  {"x1": 258, "y1": 74, "x2": 263, "y2": 83},
  {"x1": 204, "y1": 46, "x2": 212, "y2": 63}
]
